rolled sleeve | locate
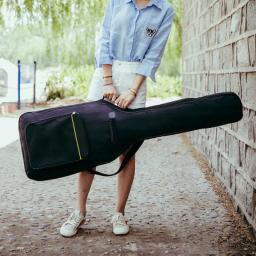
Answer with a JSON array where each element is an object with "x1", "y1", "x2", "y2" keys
[
  {"x1": 98, "y1": 0, "x2": 114, "y2": 66},
  {"x1": 136, "y1": 59, "x2": 158, "y2": 82},
  {"x1": 136, "y1": 7, "x2": 175, "y2": 82}
]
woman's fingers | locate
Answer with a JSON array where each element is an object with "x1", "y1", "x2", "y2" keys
[
  {"x1": 119, "y1": 98, "x2": 124, "y2": 108},
  {"x1": 115, "y1": 96, "x2": 120, "y2": 105},
  {"x1": 115, "y1": 95, "x2": 132, "y2": 108},
  {"x1": 124, "y1": 100, "x2": 129, "y2": 109},
  {"x1": 111, "y1": 93, "x2": 117, "y2": 102},
  {"x1": 115, "y1": 96, "x2": 128, "y2": 108},
  {"x1": 105, "y1": 91, "x2": 114, "y2": 100},
  {"x1": 113, "y1": 91, "x2": 135, "y2": 109},
  {"x1": 104, "y1": 93, "x2": 110, "y2": 100},
  {"x1": 103, "y1": 85, "x2": 118, "y2": 101},
  {"x1": 121, "y1": 98, "x2": 127, "y2": 108}
]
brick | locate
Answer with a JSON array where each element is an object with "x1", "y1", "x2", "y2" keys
[
  {"x1": 209, "y1": 27, "x2": 216, "y2": 47},
  {"x1": 235, "y1": 171, "x2": 247, "y2": 204},
  {"x1": 217, "y1": 74, "x2": 225, "y2": 92},
  {"x1": 248, "y1": 36, "x2": 256, "y2": 67},
  {"x1": 228, "y1": 135, "x2": 240, "y2": 167},
  {"x1": 223, "y1": 44, "x2": 233, "y2": 69},
  {"x1": 210, "y1": 144, "x2": 219, "y2": 171},
  {"x1": 208, "y1": 74, "x2": 215, "y2": 92},
  {"x1": 241, "y1": 6, "x2": 247, "y2": 34},
  {"x1": 236, "y1": 39, "x2": 250, "y2": 67},
  {"x1": 232, "y1": 43, "x2": 237, "y2": 68},
  {"x1": 213, "y1": 1, "x2": 221, "y2": 23},
  {"x1": 243, "y1": 73, "x2": 256, "y2": 110},
  {"x1": 248, "y1": 109, "x2": 256, "y2": 143},
  {"x1": 252, "y1": 111, "x2": 256, "y2": 144},
  {"x1": 245, "y1": 146, "x2": 256, "y2": 181},
  {"x1": 226, "y1": 0, "x2": 234, "y2": 14},
  {"x1": 226, "y1": 17, "x2": 232, "y2": 40},
  {"x1": 217, "y1": 127, "x2": 225, "y2": 152},
  {"x1": 205, "y1": 52, "x2": 210, "y2": 70},
  {"x1": 213, "y1": 49, "x2": 220, "y2": 69},
  {"x1": 231, "y1": 121, "x2": 238, "y2": 133},
  {"x1": 230, "y1": 166, "x2": 236, "y2": 192},
  {"x1": 247, "y1": 0, "x2": 256, "y2": 31},
  {"x1": 221, "y1": 156, "x2": 231, "y2": 188},
  {"x1": 239, "y1": 141, "x2": 246, "y2": 169},
  {"x1": 219, "y1": 21, "x2": 227, "y2": 43},
  {"x1": 246, "y1": 183, "x2": 254, "y2": 217},
  {"x1": 221, "y1": 0, "x2": 227, "y2": 17},
  {"x1": 253, "y1": 189, "x2": 256, "y2": 222},
  {"x1": 230, "y1": 10, "x2": 241, "y2": 36},
  {"x1": 230, "y1": 73, "x2": 241, "y2": 97},
  {"x1": 225, "y1": 73, "x2": 231, "y2": 91}
]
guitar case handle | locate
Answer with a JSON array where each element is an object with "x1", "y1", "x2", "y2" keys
[{"x1": 90, "y1": 96, "x2": 143, "y2": 176}]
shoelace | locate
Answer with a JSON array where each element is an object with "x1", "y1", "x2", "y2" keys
[
  {"x1": 112, "y1": 214, "x2": 127, "y2": 226},
  {"x1": 66, "y1": 212, "x2": 83, "y2": 226}
]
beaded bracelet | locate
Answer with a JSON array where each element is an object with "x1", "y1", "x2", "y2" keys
[
  {"x1": 103, "y1": 75, "x2": 112, "y2": 79},
  {"x1": 103, "y1": 83, "x2": 114, "y2": 86},
  {"x1": 129, "y1": 88, "x2": 137, "y2": 97}
]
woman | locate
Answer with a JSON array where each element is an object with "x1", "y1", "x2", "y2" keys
[{"x1": 60, "y1": 0, "x2": 175, "y2": 237}]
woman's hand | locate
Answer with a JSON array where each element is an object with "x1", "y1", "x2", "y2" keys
[
  {"x1": 103, "y1": 84, "x2": 118, "y2": 102},
  {"x1": 115, "y1": 90, "x2": 136, "y2": 109}
]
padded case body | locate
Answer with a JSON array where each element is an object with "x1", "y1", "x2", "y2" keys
[{"x1": 18, "y1": 92, "x2": 243, "y2": 181}]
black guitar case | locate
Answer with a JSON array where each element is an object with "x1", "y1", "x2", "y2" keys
[{"x1": 18, "y1": 92, "x2": 243, "y2": 181}]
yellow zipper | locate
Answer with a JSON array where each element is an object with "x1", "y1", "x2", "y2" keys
[{"x1": 71, "y1": 112, "x2": 82, "y2": 160}]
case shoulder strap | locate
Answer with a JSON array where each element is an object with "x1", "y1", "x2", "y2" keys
[{"x1": 89, "y1": 140, "x2": 144, "y2": 177}]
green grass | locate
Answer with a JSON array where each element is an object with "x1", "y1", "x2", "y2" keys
[{"x1": 147, "y1": 74, "x2": 182, "y2": 99}]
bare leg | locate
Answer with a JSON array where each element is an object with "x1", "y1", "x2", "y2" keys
[
  {"x1": 76, "y1": 170, "x2": 95, "y2": 215},
  {"x1": 116, "y1": 154, "x2": 136, "y2": 215}
]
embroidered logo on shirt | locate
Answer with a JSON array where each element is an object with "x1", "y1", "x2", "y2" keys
[{"x1": 146, "y1": 26, "x2": 157, "y2": 37}]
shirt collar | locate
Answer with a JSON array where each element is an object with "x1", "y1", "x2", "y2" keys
[{"x1": 125, "y1": 0, "x2": 163, "y2": 10}]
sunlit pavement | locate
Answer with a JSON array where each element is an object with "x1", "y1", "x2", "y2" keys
[
  {"x1": 0, "y1": 117, "x2": 19, "y2": 149},
  {"x1": 145, "y1": 96, "x2": 181, "y2": 107}
]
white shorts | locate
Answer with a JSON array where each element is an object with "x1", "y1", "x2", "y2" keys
[{"x1": 87, "y1": 60, "x2": 147, "y2": 109}]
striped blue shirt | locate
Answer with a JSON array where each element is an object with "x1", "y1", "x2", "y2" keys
[{"x1": 95, "y1": 0, "x2": 175, "y2": 82}]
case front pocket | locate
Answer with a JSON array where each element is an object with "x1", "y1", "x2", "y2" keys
[{"x1": 25, "y1": 112, "x2": 88, "y2": 169}]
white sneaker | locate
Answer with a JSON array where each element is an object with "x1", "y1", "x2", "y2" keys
[
  {"x1": 60, "y1": 209, "x2": 85, "y2": 237},
  {"x1": 111, "y1": 212, "x2": 129, "y2": 235}
]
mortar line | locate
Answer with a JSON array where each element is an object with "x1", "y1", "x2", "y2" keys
[
  {"x1": 183, "y1": 0, "x2": 219, "y2": 27},
  {"x1": 183, "y1": 0, "x2": 250, "y2": 46},
  {"x1": 183, "y1": 67, "x2": 256, "y2": 74},
  {"x1": 183, "y1": 29, "x2": 256, "y2": 61}
]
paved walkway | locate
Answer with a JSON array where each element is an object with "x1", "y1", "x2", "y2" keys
[
  {"x1": 0, "y1": 117, "x2": 19, "y2": 149},
  {"x1": 0, "y1": 127, "x2": 256, "y2": 255}
]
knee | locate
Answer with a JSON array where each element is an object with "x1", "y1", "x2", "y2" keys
[
  {"x1": 119, "y1": 153, "x2": 135, "y2": 163},
  {"x1": 79, "y1": 171, "x2": 87, "y2": 178},
  {"x1": 79, "y1": 169, "x2": 95, "y2": 179},
  {"x1": 119, "y1": 153, "x2": 125, "y2": 162}
]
